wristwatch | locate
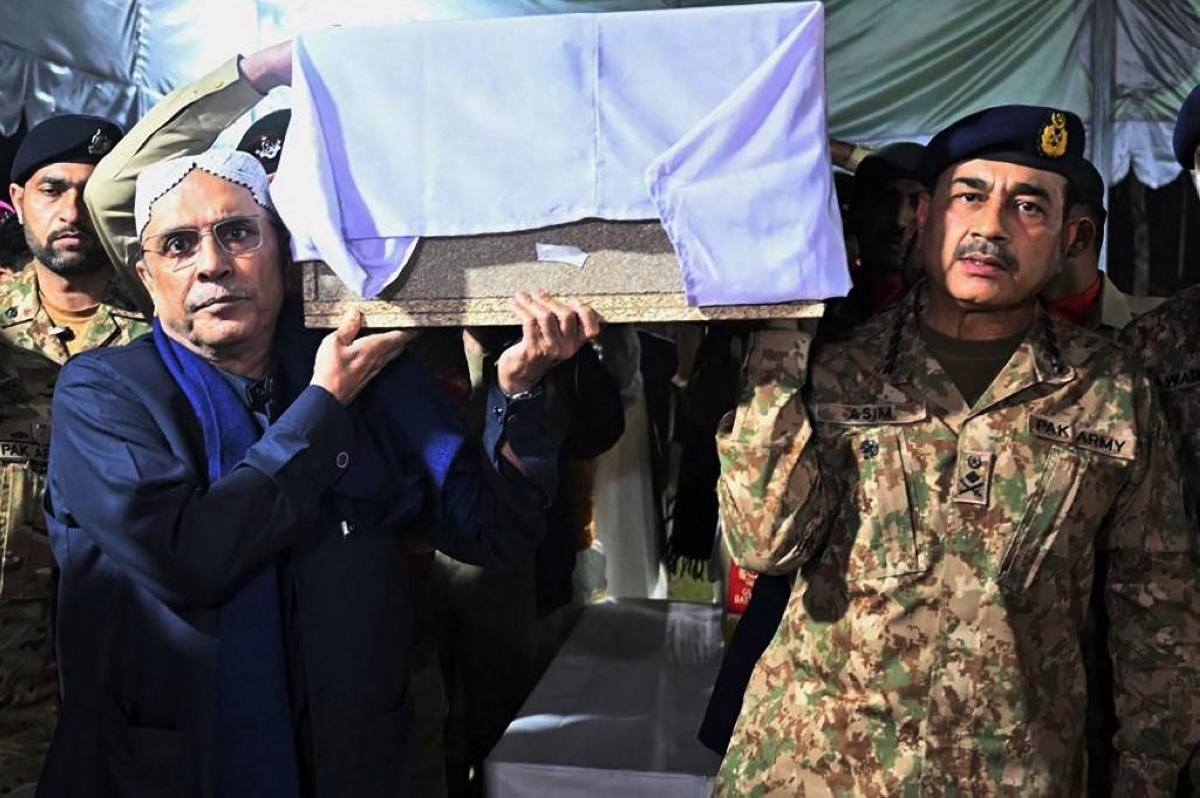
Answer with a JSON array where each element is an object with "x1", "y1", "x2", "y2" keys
[{"x1": 500, "y1": 384, "x2": 542, "y2": 402}]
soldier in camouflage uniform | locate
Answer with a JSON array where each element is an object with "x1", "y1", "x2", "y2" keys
[
  {"x1": 717, "y1": 105, "x2": 1198, "y2": 797},
  {"x1": 1119, "y1": 83, "x2": 1200, "y2": 796},
  {"x1": 0, "y1": 266, "x2": 147, "y2": 366},
  {"x1": 0, "y1": 342, "x2": 57, "y2": 797},
  {"x1": 2, "y1": 115, "x2": 149, "y2": 366},
  {"x1": 0, "y1": 116, "x2": 150, "y2": 795}
]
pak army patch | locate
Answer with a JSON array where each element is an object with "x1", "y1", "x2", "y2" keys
[
  {"x1": 1030, "y1": 413, "x2": 1135, "y2": 460},
  {"x1": 954, "y1": 450, "x2": 994, "y2": 506}
]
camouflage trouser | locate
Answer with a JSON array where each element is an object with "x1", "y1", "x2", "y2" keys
[
  {"x1": 0, "y1": 735, "x2": 49, "y2": 797},
  {"x1": 0, "y1": 598, "x2": 57, "y2": 797}
]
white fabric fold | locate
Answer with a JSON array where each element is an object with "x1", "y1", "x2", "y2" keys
[
  {"x1": 645, "y1": 4, "x2": 849, "y2": 304},
  {"x1": 272, "y1": 2, "x2": 849, "y2": 304}
]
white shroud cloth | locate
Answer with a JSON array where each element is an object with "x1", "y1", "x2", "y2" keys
[{"x1": 272, "y1": 2, "x2": 849, "y2": 305}]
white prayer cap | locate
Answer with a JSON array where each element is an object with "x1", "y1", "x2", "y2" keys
[{"x1": 135, "y1": 149, "x2": 274, "y2": 238}]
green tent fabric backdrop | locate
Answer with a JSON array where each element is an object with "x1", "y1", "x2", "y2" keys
[{"x1": 2, "y1": 1, "x2": 1197, "y2": 186}]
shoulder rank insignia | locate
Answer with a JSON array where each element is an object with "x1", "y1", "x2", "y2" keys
[{"x1": 1038, "y1": 112, "x2": 1068, "y2": 158}]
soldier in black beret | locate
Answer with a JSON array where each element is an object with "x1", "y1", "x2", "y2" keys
[
  {"x1": 847, "y1": 142, "x2": 925, "y2": 307},
  {"x1": 914, "y1": 104, "x2": 1094, "y2": 321},
  {"x1": 1, "y1": 114, "x2": 150, "y2": 796},
  {"x1": 4, "y1": 113, "x2": 147, "y2": 363},
  {"x1": 1041, "y1": 155, "x2": 1164, "y2": 336},
  {"x1": 715, "y1": 102, "x2": 1196, "y2": 796}
]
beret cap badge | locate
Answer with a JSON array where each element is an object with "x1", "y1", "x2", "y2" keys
[
  {"x1": 1038, "y1": 112, "x2": 1068, "y2": 159},
  {"x1": 253, "y1": 135, "x2": 283, "y2": 162},
  {"x1": 87, "y1": 128, "x2": 113, "y2": 157}
]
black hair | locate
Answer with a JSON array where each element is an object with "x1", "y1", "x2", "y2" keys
[
  {"x1": 0, "y1": 211, "x2": 30, "y2": 270},
  {"x1": 1063, "y1": 183, "x2": 1105, "y2": 253}
]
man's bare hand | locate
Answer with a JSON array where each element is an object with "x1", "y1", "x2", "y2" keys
[
  {"x1": 312, "y1": 308, "x2": 416, "y2": 406},
  {"x1": 241, "y1": 40, "x2": 294, "y2": 94},
  {"x1": 496, "y1": 290, "x2": 601, "y2": 395}
]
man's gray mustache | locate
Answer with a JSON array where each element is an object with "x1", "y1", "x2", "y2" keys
[
  {"x1": 185, "y1": 286, "x2": 254, "y2": 311},
  {"x1": 952, "y1": 241, "x2": 1017, "y2": 271}
]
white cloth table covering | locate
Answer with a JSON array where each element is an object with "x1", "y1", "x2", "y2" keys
[
  {"x1": 273, "y1": 2, "x2": 849, "y2": 304},
  {"x1": 485, "y1": 599, "x2": 723, "y2": 797}
]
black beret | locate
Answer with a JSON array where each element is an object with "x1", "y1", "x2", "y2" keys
[
  {"x1": 917, "y1": 105, "x2": 1088, "y2": 192},
  {"x1": 237, "y1": 109, "x2": 291, "y2": 174},
  {"x1": 1173, "y1": 84, "x2": 1200, "y2": 169},
  {"x1": 852, "y1": 142, "x2": 924, "y2": 203},
  {"x1": 10, "y1": 114, "x2": 123, "y2": 186},
  {"x1": 1072, "y1": 156, "x2": 1106, "y2": 222}
]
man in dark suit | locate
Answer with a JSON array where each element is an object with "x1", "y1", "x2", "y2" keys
[{"x1": 39, "y1": 140, "x2": 598, "y2": 798}]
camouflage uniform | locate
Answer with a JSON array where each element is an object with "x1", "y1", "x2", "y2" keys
[
  {"x1": 1122, "y1": 283, "x2": 1200, "y2": 517},
  {"x1": 0, "y1": 344, "x2": 58, "y2": 797},
  {"x1": 1122, "y1": 284, "x2": 1200, "y2": 793},
  {"x1": 717, "y1": 290, "x2": 1197, "y2": 797},
  {"x1": 0, "y1": 268, "x2": 147, "y2": 795},
  {"x1": 0, "y1": 267, "x2": 149, "y2": 365},
  {"x1": 1058, "y1": 273, "x2": 1166, "y2": 798}
]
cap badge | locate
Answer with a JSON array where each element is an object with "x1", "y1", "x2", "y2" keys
[
  {"x1": 1038, "y1": 112, "x2": 1068, "y2": 159},
  {"x1": 254, "y1": 135, "x2": 283, "y2": 162},
  {"x1": 88, "y1": 128, "x2": 113, "y2": 156}
]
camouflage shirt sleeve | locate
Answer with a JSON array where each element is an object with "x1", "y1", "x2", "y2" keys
[
  {"x1": 716, "y1": 329, "x2": 827, "y2": 574},
  {"x1": 1100, "y1": 371, "x2": 1200, "y2": 796}
]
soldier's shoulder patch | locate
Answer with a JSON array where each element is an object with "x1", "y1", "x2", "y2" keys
[{"x1": 814, "y1": 401, "x2": 926, "y2": 426}]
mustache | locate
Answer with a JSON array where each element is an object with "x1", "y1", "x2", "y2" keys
[
  {"x1": 48, "y1": 227, "x2": 91, "y2": 243},
  {"x1": 953, "y1": 240, "x2": 1017, "y2": 271},
  {"x1": 185, "y1": 284, "x2": 254, "y2": 312}
]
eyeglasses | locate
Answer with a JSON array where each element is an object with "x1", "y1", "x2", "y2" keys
[{"x1": 140, "y1": 216, "x2": 267, "y2": 271}]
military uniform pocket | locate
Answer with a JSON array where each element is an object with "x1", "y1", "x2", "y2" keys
[
  {"x1": 838, "y1": 428, "x2": 924, "y2": 581},
  {"x1": 0, "y1": 462, "x2": 52, "y2": 600},
  {"x1": 995, "y1": 446, "x2": 1082, "y2": 593}
]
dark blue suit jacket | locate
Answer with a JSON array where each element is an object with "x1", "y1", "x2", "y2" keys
[{"x1": 39, "y1": 305, "x2": 555, "y2": 798}]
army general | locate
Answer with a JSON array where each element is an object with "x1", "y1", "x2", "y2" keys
[{"x1": 716, "y1": 106, "x2": 1198, "y2": 796}]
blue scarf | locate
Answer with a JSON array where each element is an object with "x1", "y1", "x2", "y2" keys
[{"x1": 153, "y1": 321, "x2": 301, "y2": 798}]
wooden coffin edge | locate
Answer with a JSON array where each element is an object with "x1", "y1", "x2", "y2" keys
[{"x1": 302, "y1": 292, "x2": 826, "y2": 328}]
